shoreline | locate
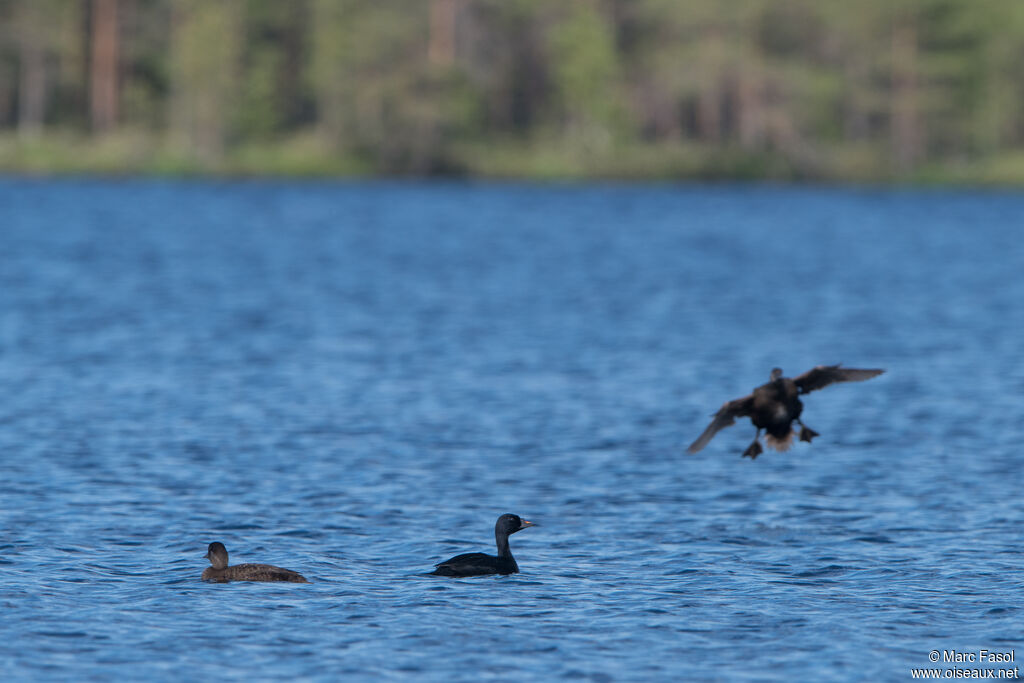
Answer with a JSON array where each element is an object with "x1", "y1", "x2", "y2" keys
[{"x1": 2, "y1": 132, "x2": 1023, "y2": 188}]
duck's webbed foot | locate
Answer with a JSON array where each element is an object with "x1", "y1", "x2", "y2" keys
[
  {"x1": 798, "y1": 423, "x2": 819, "y2": 442},
  {"x1": 742, "y1": 439, "x2": 763, "y2": 459}
]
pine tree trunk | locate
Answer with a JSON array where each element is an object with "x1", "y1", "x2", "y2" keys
[
  {"x1": 90, "y1": 0, "x2": 120, "y2": 133},
  {"x1": 429, "y1": 0, "x2": 458, "y2": 68},
  {"x1": 18, "y1": 35, "x2": 47, "y2": 136},
  {"x1": 891, "y1": 20, "x2": 921, "y2": 172}
]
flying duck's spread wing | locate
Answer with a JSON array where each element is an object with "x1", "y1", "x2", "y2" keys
[
  {"x1": 687, "y1": 394, "x2": 755, "y2": 453},
  {"x1": 793, "y1": 365, "x2": 884, "y2": 394}
]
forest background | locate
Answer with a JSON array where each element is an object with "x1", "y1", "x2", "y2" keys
[{"x1": 1, "y1": 0, "x2": 1023, "y2": 183}]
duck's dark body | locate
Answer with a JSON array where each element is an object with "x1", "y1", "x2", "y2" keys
[
  {"x1": 688, "y1": 365, "x2": 884, "y2": 459},
  {"x1": 431, "y1": 514, "x2": 534, "y2": 577},
  {"x1": 201, "y1": 563, "x2": 309, "y2": 583},
  {"x1": 431, "y1": 552, "x2": 518, "y2": 577},
  {"x1": 750, "y1": 376, "x2": 804, "y2": 443},
  {"x1": 201, "y1": 542, "x2": 309, "y2": 583}
]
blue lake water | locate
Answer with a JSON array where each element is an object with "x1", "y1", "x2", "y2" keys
[{"x1": 0, "y1": 178, "x2": 1021, "y2": 681}]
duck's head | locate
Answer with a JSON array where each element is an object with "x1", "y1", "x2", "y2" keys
[
  {"x1": 770, "y1": 368, "x2": 784, "y2": 381},
  {"x1": 205, "y1": 542, "x2": 229, "y2": 569},
  {"x1": 495, "y1": 513, "x2": 536, "y2": 537}
]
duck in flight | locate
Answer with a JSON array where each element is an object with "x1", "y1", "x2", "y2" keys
[
  {"x1": 201, "y1": 542, "x2": 309, "y2": 583},
  {"x1": 687, "y1": 365, "x2": 884, "y2": 459},
  {"x1": 430, "y1": 513, "x2": 536, "y2": 577}
]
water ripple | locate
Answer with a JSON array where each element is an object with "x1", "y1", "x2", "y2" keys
[{"x1": 1, "y1": 180, "x2": 1021, "y2": 680}]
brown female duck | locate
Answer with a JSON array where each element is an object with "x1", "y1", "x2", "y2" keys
[{"x1": 201, "y1": 542, "x2": 309, "y2": 583}]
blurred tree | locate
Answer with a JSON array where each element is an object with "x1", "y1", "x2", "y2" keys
[
  {"x1": 310, "y1": 0, "x2": 418, "y2": 155},
  {"x1": 1, "y1": 0, "x2": 1024, "y2": 180},
  {"x1": 311, "y1": 0, "x2": 477, "y2": 172},
  {"x1": 890, "y1": 8, "x2": 922, "y2": 171},
  {"x1": 976, "y1": 1, "x2": 1024, "y2": 154},
  {"x1": 235, "y1": 0, "x2": 309, "y2": 141},
  {"x1": 90, "y1": 0, "x2": 120, "y2": 133},
  {"x1": 460, "y1": 0, "x2": 551, "y2": 135},
  {"x1": 429, "y1": 0, "x2": 459, "y2": 69},
  {"x1": 169, "y1": 0, "x2": 241, "y2": 162},
  {"x1": 916, "y1": 1, "x2": 988, "y2": 160},
  {"x1": 118, "y1": 0, "x2": 173, "y2": 131},
  {"x1": 628, "y1": 0, "x2": 741, "y2": 143},
  {"x1": 549, "y1": 0, "x2": 623, "y2": 148},
  {"x1": 10, "y1": 0, "x2": 67, "y2": 135}
]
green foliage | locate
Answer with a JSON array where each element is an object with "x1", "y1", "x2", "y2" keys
[
  {"x1": 2, "y1": 0, "x2": 1024, "y2": 182},
  {"x1": 549, "y1": 1, "x2": 622, "y2": 142},
  {"x1": 169, "y1": 0, "x2": 242, "y2": 162}
]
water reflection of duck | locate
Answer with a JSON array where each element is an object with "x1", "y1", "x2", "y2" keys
[
  {"x1": 430, "y1": 514, "x2": 536, "y2": 577},
  {"x1": 687, "y1": 365, "x2": 885, "y2": 459},
  {"x1": 201, "y1": 542, "x2": 309, "y2": 583}
]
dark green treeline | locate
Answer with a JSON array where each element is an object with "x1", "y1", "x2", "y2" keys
[{"x1": 1, "y1": 0, "x2": 1023, "y2": 182}]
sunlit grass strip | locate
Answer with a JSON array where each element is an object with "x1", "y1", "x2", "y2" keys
[{"x1": 0, "y1": 131, "x2": 1022, "y2": 186}]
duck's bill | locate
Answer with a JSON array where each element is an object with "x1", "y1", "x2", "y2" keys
[{"x1": 520, "y1": 519, "x2": 537, "y2": 528}]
